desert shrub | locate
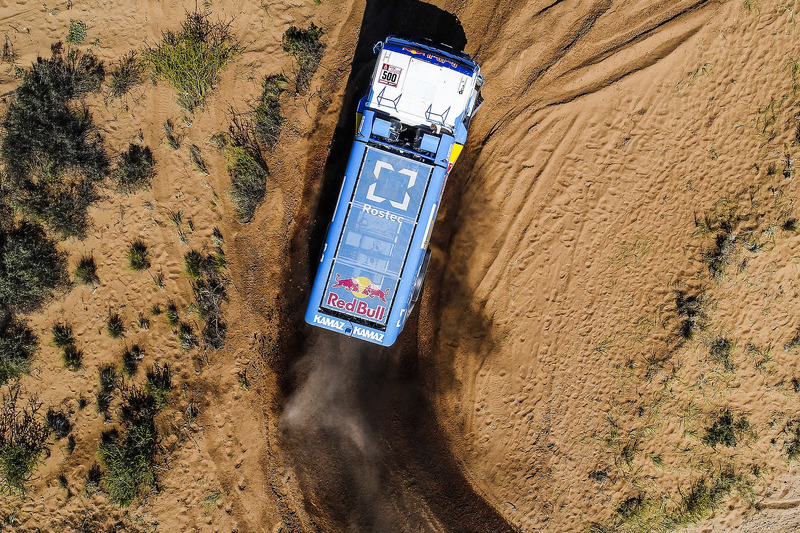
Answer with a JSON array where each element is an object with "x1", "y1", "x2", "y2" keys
[
  {"x1": 0, "y1": 314, "x2": 37, "y2": 384},
  {"x1": 163, "y1": 119, "x2": 180, "y2": 149},
  {"x1": 165, "y1": 302, "x2": 179, "y2": 328},
  {"x1": 137, "y1": 314, "x2": 149, "y2": 331},
  {"x1": 675, "y1": 290, "x2": 707, "y2": 341},
  {"x1": 66, "y1": 20, "x2": 87, "y2": 45},
  {"x1": 226, "y1": 145, "x2": 267, "y2": 223},
  {"x1": 785, "y1": 327, "x2": 800, "y2": 353},
  {"x1": 125, "y1": 240, "x2": 149, "y2": 271},
  {"x1": 176, "y1": 322, "x2": 197, "y2": 350},
  {"x1": 112, "y1": 144, "x2": 155, "y2": 193},
  {"x1": 51, "y1": 322, "x2": 73, "y2": 348},
  {"x1": 73, "y1": 254, "x2": 99, "y2": 285},
  {"x1": 282, "y1": 23, "x2": 324, "y2": 91},
  {"x1": 784, "y1": 419, "x2": 800, "y2": 460},
  {"x1": 84, "y1": 463, "x2": 102, "y2": 496},
  {"x1": 106, "y1": 312, "x2": 126, "y2": 339},
  {"x1": 45, "y1": 408, "x2": 71, "y2": 439},
  {"x1": 144, "y1": 363, "x2": 172, "y2": 408},
  {"x1": 108, "y1": 51, "x2": 144, "y2": 98},
  {"x1": 120, "y1": 345, "x2": 144, "y2": 377},
  {"x1": 665, "y1": 468, "x2": 748, "y2": 528},
  {"x1": 709, "y1": 337, "x2": 735, "y2": 372},
  {"x1": 143, "y1": 11, "x2": 241, "y2": 112},
  {"x1": 61, "y1": 344, "x2": 82, "y2": 371},
  {"x1": 184, "y1": 245, "x2": 227, "y2": 349},
  {"x1": 98, "y1": 422, "x2": 156, "y2": 506},
  {"x1": 253, "y1": 74, "x2": 288, "y2": 148},
  {"x1": 188, "y1": 144, "x2": 208, "y2": 174},
  {"x1": 0, "y1": 221, "x2": 68, "y2": 312},
  {"x1": 0, "y1": 387, "x2": 49, "y2": 494},
  {"x1": 1, "y1": 43, "x2": 107, "y2": 238},
  {"x1": 95, "y1": 365, "x2": 117, "y2": 415},
  {"x1": 702, "y1": 408, "x2": 753, "y2": 448},
  {"x1": 119, "y1": 385, "x2": 158, "y2": 426}
]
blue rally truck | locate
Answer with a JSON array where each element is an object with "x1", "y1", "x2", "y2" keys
[{"x1": 305, "y1": 36, "x2": 483, "y2": 346}]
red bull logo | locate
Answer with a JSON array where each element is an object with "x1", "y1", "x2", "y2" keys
[
  {"x1": 327, "y1": 292, "x2": 386, "y2": 321},
  {"x1": 328, "y1": 273, "x2": 390, "y2": 320},
  {"x1": 332, "y1": 274, "x2": 390, "y2": 302}
]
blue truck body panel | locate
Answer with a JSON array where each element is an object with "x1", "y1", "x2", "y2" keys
[{"x1": 305, "y1": 37, "x2": 481, "y2": 346}]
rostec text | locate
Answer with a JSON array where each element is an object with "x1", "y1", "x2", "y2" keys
[{"x1": 363, "y1": 203, "x2": 400, "y2": 222}]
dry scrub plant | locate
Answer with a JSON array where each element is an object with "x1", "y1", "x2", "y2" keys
[
  {"x1": 0, "y1": 387, "x2": 49, "y2": 494},
  {"x1": 143, "y1": 11, "x2": 241, "y2": 112}
]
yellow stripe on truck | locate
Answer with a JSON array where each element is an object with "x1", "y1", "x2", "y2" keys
[{"x1": 448, "y1": 143, "x2": 463, "y2": 164}]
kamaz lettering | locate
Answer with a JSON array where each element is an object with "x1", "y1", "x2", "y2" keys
[
  {"x1": 312, "y1": 315, "x2": 346, "y2": 331},
  {"x1": 305, "y1": 36, "x2": 483, "y2": 346}
]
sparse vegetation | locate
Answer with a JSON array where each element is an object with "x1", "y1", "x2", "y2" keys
[
  {"x1": 188, "y1": 144, "x2": 208, "y2": 174},
  {"x1": 51, "y1": 322, "x2": 73, "y2": 348},
  {"x1": 163, "y1": 119, "x2": 180, "y2": 149},
  {"x1": 96, "y1": 365, "x2": 117, "y2": 416},
  {"x1": 675, "y1": 290, "x2": 708, "y2": 341},
  {"x1": 165, "y1": 302, "x2": 179, "y2": 328},
  {"x1": 98, "y1": 422, "x2": 156, "y2": 506},
  {"x1": 282, "y1": 23, "x2": 325, "y2": 91},
  {"x1": 120, "y1": 345, "x2": 144, "y2": 377},
  {"x1": 73, "y1": 254, "x2": 99, "y2": 286},
  {"x1": 125, "y1": 239, "x2": 150, "y2": 271},
  {"x1": 0, "y1": 314, "x2": 37, "y2": 384},
  {"x1": 108, "y1": 50, "x2": 144, "y2": 98},
  {"x1": 66, "y1": 20, "x2": 87, "y2": 45},
  {"x1": 784, "y1": 327, "x2": 800, "y2": 353},
  {"x1": 702, "y1": 408, "x2": 753, "y2": 448},
  {"x1": 226, "y1": 144, "x2": 268, "y2": 223},
  {"x1": 0, "y1": 221, "x2": 68, "y2": 312},
  {"x1": 45, "y1": 408, "x2": 71, "y2": 439},
  {"x1": 1, "y1": 43, "x2": 107, "y2": 238},
  {"x1": 784, "y1": 419, "x2": 800, "y2": 460},
  {"x1": 53, "y1": 323, "x2": 81, "y2": 371},
  {"x1": 709, "y1": 337, "x2": 735, "y2": 372},
  {"x1": 0, "y1": 387, "x2": 50, "y2": 494},
  {"x1": 112, "y1": 143, "x2": 156, "y2": 193},
  {"x1": 145, "y1": 363, "x2": 172, "y2": 408},
  {"x1": 184, "y1": 243, "x2": 227, "y2": 349},
  {"x1": 61, "y1": 344, "x2": 83, "y2": 371},
  {"x1": 143, "y1": 11, "x2": 242, "y2": 112},
  {"x1": 106, "y1": 312, "x2": 126, "y2": 339},
  {"x1": 253, "y1": 74, "x2": 288, "y2": 148},
  {"x1": 177, "y1": 322, "x2": 197, "y2": 350},
  {"x1": 84, "y1": 463, "x2": 101, "y2": 496}
]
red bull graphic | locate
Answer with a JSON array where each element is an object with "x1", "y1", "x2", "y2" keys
[
  {"x1": 327, "y1": 273, "x2": 390, "y2": 321},
  {"x1": 332, "y1": 274, "x2": 391, "y2": 302}
]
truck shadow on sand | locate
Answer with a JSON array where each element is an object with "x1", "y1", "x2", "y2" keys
[{"x1": 267, "y1": 1, "x2": 512, "y2": 531}]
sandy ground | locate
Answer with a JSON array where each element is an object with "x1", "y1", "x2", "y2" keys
[{"x1": 1, "y1": 0, "x2": 800, "y2": 531}]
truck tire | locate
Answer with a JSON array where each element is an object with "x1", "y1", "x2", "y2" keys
[{"x1": 406, "y1": 248, "x2": 432, "y2": 320}]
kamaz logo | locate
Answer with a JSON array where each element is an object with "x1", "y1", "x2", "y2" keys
[
  {"x1": 352, "y1": 326, "x2": 384, "y2": 343},
  {"x1": 313, "y1": 315, "x2": 346, "y2": 331}
]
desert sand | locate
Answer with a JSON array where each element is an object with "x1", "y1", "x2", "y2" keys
[{"x1": 1, "y1": 0, "x2": 800, "y2": 531}]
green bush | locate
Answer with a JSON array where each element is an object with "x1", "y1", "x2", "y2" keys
[
  {"x1": 144, "y1": 363, "x2": 172, "y2": 409},
  {"x1": 702, "y1": 408, "x2": 753, "y2": 448},
  {"x1": 226, "y1": 145, "x2": 267, "y2": 223},
  {"x1": 0, "y1": 221, "x2": 68, "y2": 312},
  {"x1": 0, "y1": 315, "x2": 37, "y2": 384},
  {"x1": 282, "y1": 23, "x2": 325, "y2": 91},
  {"x1": 1, "y1": 43, "x2": 107, "y2": 239},
  {"x1": 143, "y1": 11, "x2": 241, "y2": 112},
  {"x1": 96, "y1": 365, "x2": 117, "y2": 415},
  {"x1": 61, "y1": 344, "x2": 82, "y2": 371},
  {"x1": 51, "y1": 322, "x2": 73, "y2": 348},
  {"x1": 253, "y1": 74, "x2": 288, "y2": 148},
  {"x1": 66, "y1": 20, "x2": 87, "y2": 45},
  {"x1": 108, "y1": 51, "x2": 144, "y2": 98},
  {"x1": 120, "y1": 345, "x2": 144, "y2": 377},
  {"x1": 165, "y1": 302, "x2": 179, "y2": 328},
  {"x1": 106, "y1": 312, "x2": 125, "y2": 338},
  {"x1": 73, "y1": 254, "x2": 99, "y2": 285},
  {"x1": 98, "y1": 423, "x2": 156, "y2": 506},
  {"x1": 125, "y1": 240, "x2": 150, "y2": 271},
  {"x1": 112, "y1": 144, "x2": 155, "y2": 193},
  {"x1": 176, "y1": 322, "x2": 197, "y2": 350},
  {"x1": 0, "y1": 387, "x2": 50, "y2": 494}
]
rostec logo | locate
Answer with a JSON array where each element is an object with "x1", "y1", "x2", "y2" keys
[
  {"x1": 363, "y1": 203, "x2": 400, "y2": 222},
  {"x1": 312, "y1": 315, "x2": 346, "y2": 331}
]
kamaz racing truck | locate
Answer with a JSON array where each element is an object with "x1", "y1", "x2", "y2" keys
[{"x1": 305, "y1": 36, "x2": 483, "y2": 346}]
